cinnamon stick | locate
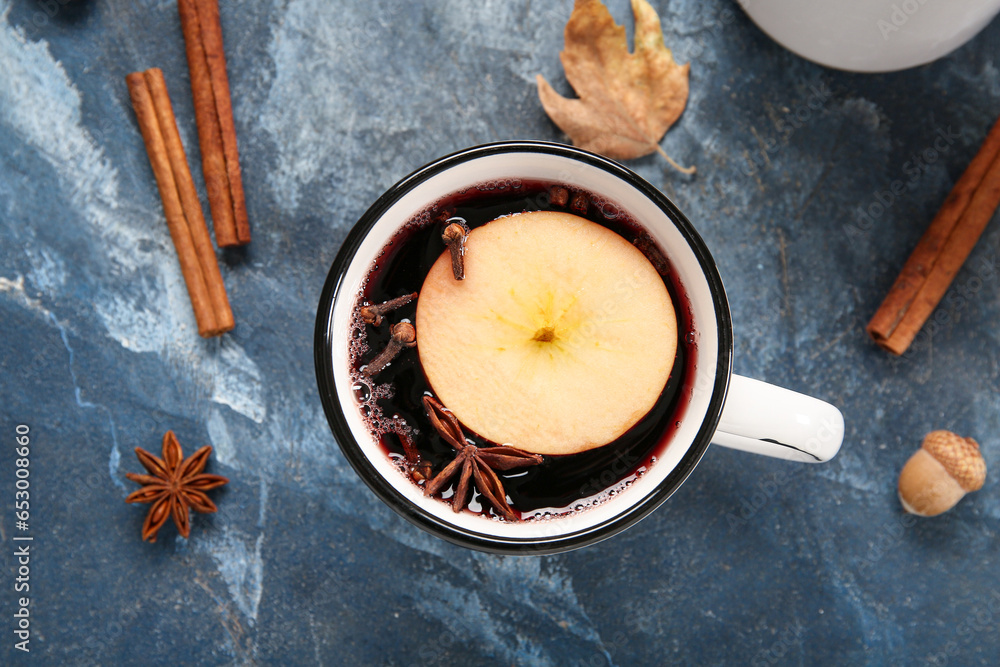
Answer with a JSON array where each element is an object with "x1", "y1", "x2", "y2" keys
[
  {"x1": 178, "y1": 0, "x2": 250, "y2": 247},
  {"x1": 867, "y1": 115, "x2": 1000, "y2": 355},
  {"x1": 127, "y1": 68, "x2": 234, "y2": 338}
]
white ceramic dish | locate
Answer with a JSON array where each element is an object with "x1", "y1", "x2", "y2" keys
[{"x1": 739, "y1": 0, "x2": 1000, "y2": 72}]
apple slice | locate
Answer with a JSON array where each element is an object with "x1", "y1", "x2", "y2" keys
[{"x1": 416, "y1": 210, "x2": 677, "y2": 455}]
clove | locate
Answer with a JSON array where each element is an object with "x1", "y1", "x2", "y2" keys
[
  {"x1": 360, "y1": 292, "x2": 418, "y2": 327},
  {"x1": 442, "y1": 218, "x2": 469, "y2": 280},
  {"x1": 632, "y1": 235, "x2": 670, "y2": 276},
  {"x1": 363, "y1": 322, "x2": 416, "y2": 377},
  {"x1": 393, "y1": 417, "x2": 432, "y2": 482},
  {"x1": 549, "y1": 185, "x2": 569, "y2": 208}
]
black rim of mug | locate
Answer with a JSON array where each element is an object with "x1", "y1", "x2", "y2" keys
[{"x1": 314, "y1": 141, "x2": 734, "y2": 555}]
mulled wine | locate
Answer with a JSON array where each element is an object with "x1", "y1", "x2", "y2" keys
[{"x1": 348, "y1": 179, "x2": 697, "y2": 520}]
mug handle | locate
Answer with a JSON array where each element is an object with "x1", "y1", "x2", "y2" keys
[{"x1": 711, "y1": 374, "x2": 844, "y2": 463}]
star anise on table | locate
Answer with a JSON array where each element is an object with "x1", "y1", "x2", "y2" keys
[
  {"x1": 422, "y1": 396, "x2": 543, "y2": 521},
  {"x1": 125, "y1": 430, "x2": 229, "y2": 542}
]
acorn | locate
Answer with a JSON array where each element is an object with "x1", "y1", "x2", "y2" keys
[{"x1": 898, "y1": 430, "x2": 987, "y2": 516}]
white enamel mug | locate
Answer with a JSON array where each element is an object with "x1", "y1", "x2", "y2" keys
[
  {"x1": 315, "y1": 142, "x2": 844, "y2": 554},
  {"x1": 739, "y1": 0, "x2": 1000, "y2": 72}
]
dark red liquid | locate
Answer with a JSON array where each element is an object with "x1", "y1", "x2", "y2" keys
[{"x1": 349, "y1": 180, "x2": 697, "y2": 520}]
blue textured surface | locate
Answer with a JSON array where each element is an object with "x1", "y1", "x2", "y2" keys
[{"x1": 1, "y1": 0, "x2": 999, "y2": 664}]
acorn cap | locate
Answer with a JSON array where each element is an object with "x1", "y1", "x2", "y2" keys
[{"x1": 921, "y1": 430, "x2": 986, "y2": 492}]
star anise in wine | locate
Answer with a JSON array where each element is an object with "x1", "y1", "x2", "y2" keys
[
  {"x1": 422, "y1": 396, "x2": 543, "y2": 521},
  {"x1": 125, "y1": 430, "x2": 229, "y2": 542}
]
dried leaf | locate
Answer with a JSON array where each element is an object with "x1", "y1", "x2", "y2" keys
[{"x1": 537, "y1": 0, "x2": 693, "y2": 173}]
